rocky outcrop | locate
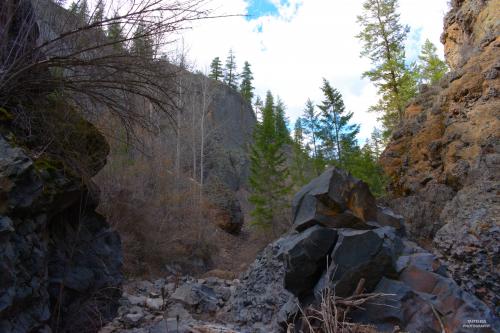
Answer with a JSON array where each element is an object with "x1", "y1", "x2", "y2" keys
[
  {"x1": 0, "y1": 4, "x2": 122, "y2": 331},
  {"x1": 381, "y1": 0, "x2": 499, "y2": 311},
  {"x1": 0, "y1": 117, "x2": 123, "y2": 333},
  {"x1": 225, "y1": 168, "x2": 498, "y2": 332}
]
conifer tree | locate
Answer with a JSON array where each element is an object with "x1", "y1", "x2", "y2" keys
[
  {"x1": 249, "y1": 91, "x2": 290, "y2": 233},
  {"x1": 301, "y1": 98, "x2": 323, "y2": 174},
  {"x1": 239, "y1": 61, "x2": 254, "y2": 103},
  {"x1": 290, "y1": 118, "x2": 311, "y2": 187},
  {"x1": 418, "y1": 39, "x2": 448, "y2": 85},
  {"x1": 274, "y1": 97, "x2": 290, "y2": 143},
  {"x1": 343, "y1": 143, "x2": 387, "y2": 197},
  {"x1": 209, "y1": 57, "x2": 223, "y2": 81},
  {"x1": 317, "y1": 79, "x2": 359, "y2": 166},
  {"x1": 224, "y1": 49, "x2": 238, "y2": 90},
  {"x1": 92, "y1": 0, "x2": 105, "y2": 24},
  {"x1": 253, "y1": 95, "x2": 263, "y2": 119},
  {"x1": 107, "y1": 11, "x2": 125, "y2": 51},
  {"x1": 131, "y1": 22, "x2": 154, "y2": 59},
  {"x1": 70, "y1": 0, "x2": 89, "y2": 22},
  {"x1": 356, "y1": 0, "x2": 417, "y2": 138},
  {"x1": 370, "y1": 127, "x2": 384, "y2": 159}
]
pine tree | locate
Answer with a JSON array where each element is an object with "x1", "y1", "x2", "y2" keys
[
  {"x1": 317, "y1": 79, "x2": 359, "y2": 166},
  {"x1": 224, "y1": 49, "x2": 238, "y2": 90},
  {"x1": 92, "y1": 0, "x2": 105, "y2": 24},
  {"x1": 301, "y1": 98, "x2": 323, "y2": 175},
  {"x1": 70, "y1": 0, "x2": 89, "y2": 23},
  {"x1": 249, "y1": 91, "x2": 290, "y2": 233},
  {"x1": 343, "y1": 142, "x2": 387, "y2": 197},
  {"x1": 131, "y1": 22, "x2": 154, "y2": 59},
  {"x1": 356, "y1": 0, "x2": 417, "y2": 138},
  {"x1": 370, "y1": 127, "x2": 384, "y2": 159},
  {"x1": 209, "y1": 57, "x2": 223, "y2": 81},
  {"x1": 290, "y1": 118, "x2": 311, "y2": 187},
  {"x1": 274, "y1": 97, "x2": 290, "y2": 143},
  {"x1": 418, "y1": 39, "x2": 448, "y2": 85},
  {"x1": 107, "y1": 11, "x2": 125, "y2": 51},
  {"x1": 239, "y1": 61, "x2": 254, "y2": 103},
  {"x1": 253, "y1": 96, "x2": 263, "y2": 119}
]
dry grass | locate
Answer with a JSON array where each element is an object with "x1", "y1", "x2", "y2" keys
[{"x1": 289, "y1": 279, "x2": 396, "y2": 333}]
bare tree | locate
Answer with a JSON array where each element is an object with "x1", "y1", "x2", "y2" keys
[{"x1": 0, "y1": 0, "x2": 211, "y2": 135}]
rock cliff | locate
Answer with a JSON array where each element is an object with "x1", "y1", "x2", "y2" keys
[
  {"x1": 0, "y1": 109, "x2": 123, "y2": 333},
  {"x1": 381, "y1": 0, "x2": 499, "y2": 313},
  {"x1": 0, "y1": 1, "x2": 123, "y2": 332}
]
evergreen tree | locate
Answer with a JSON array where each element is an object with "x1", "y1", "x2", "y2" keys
[
  {"x1": 274, "y1": 97, "x2": 290, "y2": 143},
  {"x1": 107, "y1": 11, "x2": 125, "y2": 51},
  {"x1": 356, "y1": 0, "x2": 417, "y2": 138},
  {"x1": 70, "y1": 0, "x2": 89, "y2": 22},
  {"x1": 239, "y1": 61, "x2": 254, "y2": 103},
  {"x1": 249, "y1": 91, "x2": 290, "y2": 233},
  {"x1": 224, "y1": 49, "x2": 238, "y2": 90},
  {"x1": 69, "y1": 1, "x2": 78, "y2": 13},
  {"x1": 343, "y1": 143, "x2": 387, "y2": 197},
  {"x1": 253, "y1": 96, "x2": 263, "y2": 119},
  {"x1": 370, "y1": 127, "x2": 384, "y2": 159},
  {"x1": 418, "y1": 39, "x2": 448, "y2": 85},
  {"x1": 209, "y1": 57, "x2": 223, "y2": 81},
  {"x1": 131, "y1": 22, "x2": 154, "y2": 59},
  {"x1": 317, "y1": 79, "x2": 359, "y2": 166},
  {"x1": 290, "y1": 118, "x2": 311, "y2": 187},
  {"x1": 301, "y1": 98, "x2": 323, "y2": 175},
  {"x1": 92, "y1": 0, "x2": 105, "y2": 24}
]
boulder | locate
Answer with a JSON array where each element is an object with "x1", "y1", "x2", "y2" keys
[
  {"x1": 279, "y1": 225, "x2": 338, "y2": 297},
  {"x1": 352, "y1": 267, "x2": 500, "y2": 333},
  {"x1": 171, "y1": 282, "x2": 219, "y2": 314},
  {"x1": 376, "y1": 206, "x2": 404, "y2": 231},
  {"x1": 291, "y1": 168, "x2": 377, "y2": 231},
  {"x1": 314, "y1": 228, "x2": 398, "y2": 298}
]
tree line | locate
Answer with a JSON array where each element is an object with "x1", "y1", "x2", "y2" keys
[
  {"x1": 209, "y1": 50, "x2": 255, "y2": 104},
  {"x1": 248, "y1": 0, "x2": 448, "y2": 232}
]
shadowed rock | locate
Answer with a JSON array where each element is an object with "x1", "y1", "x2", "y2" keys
[
  {"x1": 279, "y1": 225, "x2": 338, "y2": 297},
  {"x1": 291, "y1": 168, "x2": 377, "y2": 231}
]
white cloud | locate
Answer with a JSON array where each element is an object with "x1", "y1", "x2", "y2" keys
[{"x1": 176, "y1": 0, "x2": 450, "y2": 141}]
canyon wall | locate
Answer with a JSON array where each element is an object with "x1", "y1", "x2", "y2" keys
[{"x1": 381, "y1": 0, "x2": 499, "y2": 312}]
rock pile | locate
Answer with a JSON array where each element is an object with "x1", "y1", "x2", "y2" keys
[
  {"x1": 100, "y1": 276, "x2": 240, "y2": 333},
  {"x1": 226, "y1": 168, "x2": 499, "y2": 333}
]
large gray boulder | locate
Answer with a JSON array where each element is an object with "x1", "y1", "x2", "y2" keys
[
  {"x1": 291, "y1": 168, "x2": 378, "y2": 231},
  {"x1": 314, "y1": 228, "x2": 400, "y2": 298},
  {"x1": 280, "y1": 225, "x2": 337, "y2": 297}
]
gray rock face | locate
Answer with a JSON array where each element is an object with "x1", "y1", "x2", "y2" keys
[
  {"x1": 226, "y1": 240, "x2": 298, "y2": 332},
  {"x1": 434, "y1": 169, "x2": 500, "y2": 315},
  {"x1": 0, "y1": 132, "x2": 123, "y2": 333}
]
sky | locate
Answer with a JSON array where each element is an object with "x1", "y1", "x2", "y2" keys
[{"x1": 176, "y1": 0, "x2": 450, "y2": 141}]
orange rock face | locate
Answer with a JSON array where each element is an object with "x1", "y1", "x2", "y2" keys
[{"x1": 381, "y1": 0, "x2": 499, "y2": 313}]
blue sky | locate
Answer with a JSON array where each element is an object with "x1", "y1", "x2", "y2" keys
[
  {"x1": 246, "y1": 0, "x2": 282, "y2": 19},
  {"x1": 180, "y1": 0, "x2": 450, "y2": 141}
]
